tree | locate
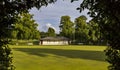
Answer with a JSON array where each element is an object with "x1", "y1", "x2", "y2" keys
[
  {"x1": 40, "y1": 32, "x2": 48, "y2": 38},
  {"x1": 59, "y1": 16, "x2": 74, "y2": 39},
  {"x1": 32, "y1": 30, "x2": 41, "y2": 39},
  {"x1": 12, "y1": 12, "x2": 40, "y2": 40},
  {"x1": 88, "y1": 20, "x2": 101, "y2": 45},
  {"x1": 0, "y1": 0, "x2": 56, "y2": 70},
  {"x1": 79, "y1": 0, "x2": 120, "y2": 70},
  {"x1": 75, "y1": 15, "x2": 89, "y2": 43},
  {"x1": 47, "y1": 27, "x2": 56, "y2": 37}
]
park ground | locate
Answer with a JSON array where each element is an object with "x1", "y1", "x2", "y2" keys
[{"x1": 10, "y1": 45, "x2": 109, "y2": 70}]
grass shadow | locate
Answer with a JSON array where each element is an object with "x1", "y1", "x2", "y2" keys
[{"x1": 13, "y1": 48, "x2": 106, "y2": 62}]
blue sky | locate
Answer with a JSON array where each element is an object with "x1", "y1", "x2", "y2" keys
[{"x1": 29, "y1": 0, "x2": 91, "y2": 34}]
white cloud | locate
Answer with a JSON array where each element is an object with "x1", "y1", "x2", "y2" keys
[
  {"x1": 46, "y1": 23, "x2": 51, "y2": 28},
  {"x1": 46, "y1": 23, "x2": 59, "y2": 34},
  {"x1": 38, "y1": 22, "x2": 59, "y2": 33}
]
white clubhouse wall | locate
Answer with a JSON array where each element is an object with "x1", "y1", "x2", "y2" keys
[{"x1": 40, "y1": 41, "x2": 69, "y2": 45}]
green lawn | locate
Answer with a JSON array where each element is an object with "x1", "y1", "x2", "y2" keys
[{"x1": 11, "y1": 45, "x2": 109, "y2": 70}]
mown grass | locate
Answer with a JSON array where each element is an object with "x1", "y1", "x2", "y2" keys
[{"x1": 10, "y1": 45, "x2": 109, "y2": 70}]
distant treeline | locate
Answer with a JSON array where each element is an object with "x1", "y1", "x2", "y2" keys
[
  {"x1": 40, "y1": 15, "x2": 107, "y2": 45},
  {"x1": 10, "y1": 12, "x2": 107, "y2": 45}
]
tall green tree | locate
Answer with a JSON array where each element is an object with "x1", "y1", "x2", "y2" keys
[
  {"x1": 79, "y1": 0, "x2": 120, "y2": 70},
  {"x1": 12, "y1": 12, "x2": 40, "y2": 40},
  {"x1": 75, "y1": 15, "x2": 89, "y2": 43},
  {"x1": 0, "y1": 0, "x2": 56, "y2": 70},
  {"x1": 47, "y1": 27, "x2": 56, "y2": 37},
  {"x1": 88, "y1": 20, "x2": 101, "y2": 44},
  {"x1": 59, "y1": 16, "x2": 74, "y2": 39}
]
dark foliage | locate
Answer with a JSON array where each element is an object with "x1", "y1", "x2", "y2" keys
[
  {"x1": 105, "y1": 47, "x2": 120, "y2": 70},
  {"x1": 79, "y1": 0, "x2": 120, "y2": 70},
  {"x1": 0, "y1": 0, "x2": 56, "y2": 70},
  {"x1": 0, "y1": 40, "x2": 15, "y2": 70}
]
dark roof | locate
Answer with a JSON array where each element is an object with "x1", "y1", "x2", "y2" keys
[{"x1": 40, "y1": 37, "x2": 69, "y2": 41}]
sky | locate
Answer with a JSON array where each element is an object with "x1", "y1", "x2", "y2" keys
[{"x1": 29, "y1": 0, "x2": 91, "y2": 34}]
